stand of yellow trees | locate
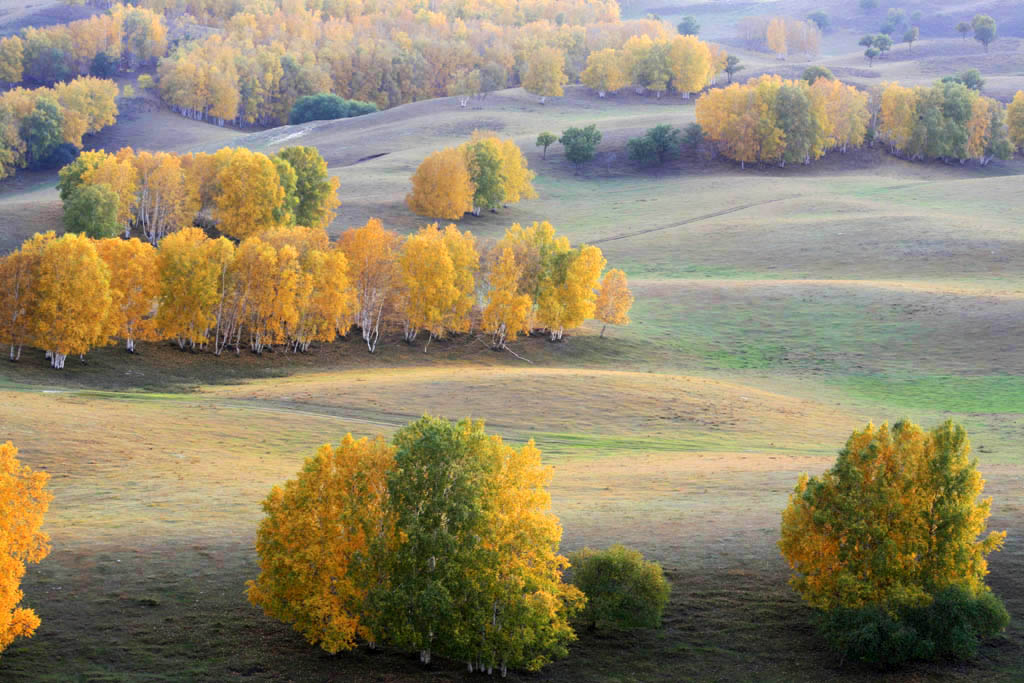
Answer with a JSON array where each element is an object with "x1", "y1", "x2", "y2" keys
[
  {"x1": 0, "y1": 220, "x2": 633, "y2": 367},
  {"x1": 0, "y1": 77, "x2": 119, "y2": 179},
  {"x1": 407, "y1": 133, "x2": 536, "y2": 220},
  {"x1": 580, "y1": 34, "x2": 725, "y2": 98},
  {"x1": 696, "y1": 74, "x2": 870, "y2": 167}
]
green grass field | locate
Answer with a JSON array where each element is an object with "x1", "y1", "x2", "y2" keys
[{"x1": 2, "y1": 2, "x2": 1024, "y2": 678}]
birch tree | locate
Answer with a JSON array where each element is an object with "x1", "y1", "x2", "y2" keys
[{"x1": 337, "y1": 218, "x2": 401, "y2": 352}]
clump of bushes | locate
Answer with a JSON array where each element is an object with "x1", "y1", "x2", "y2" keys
[
  {"x1": 569, "y1": 544, "x2": 670, "y2": 630},
  {"x1": 289, "y1": 93, "x2": 378, "y2": 124},
  {"x1": 819, "y1": 586, "x2": 1009, "y2": 667}
]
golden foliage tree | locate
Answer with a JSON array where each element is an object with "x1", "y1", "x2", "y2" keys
[
  {"x1": 522, "y1": 46, "x2": 568, "y2": 103},
  {"x1": 398, "y1": 223, "x2": 478, "y2": 347},
  {"x1": 779, "y1": 420, "x2": 1006, "y2": 612},
  {"x1": 581, "y1": 48, "x2": 627, "y2": 97},
  {"x1": 666, "y1": 35, "x2": 712, "y2": 97},
  {"x1": 130, "y1": 150, "x2": 196, "y2": 245},
  {"x1": 156, "y1": 227, "x2": 231, "y2": 350},
  {"x1": 31, "y1": 232, "x2": 112, "y2": 369},
  {"x1": 594, "y1": 268, "x2": 633, "y2": 337},
  {"x1": 83, "y1": 152, "x2": 139, "y2": 236},
  {"x1": 1006, "y1": 90, "x2": 1024, "y2": 151},
  {"x1": 337, "y1": 218, "x2": 401, "y2": 352},
  {"x1": 247, "y1": 434, "x2": 395, "y2": 653},
  {"x1": 0, "y1": 441, "x2": 52, "y2": 656},
  {"x1": 214, "y1": 147, "x2": 285, "y2": 239},
  {"x1": 0, "y1": 231, "x2": 51, "y2": 362},
  {"x1": 536, "y1": 244, "x2": 605, "y2": 341},
  {"x1": 482, "y1": 247, "x2": 532, "y2": 349},
  {"x1": 95, "y1": 237, "x2": 160, "y2": 352},
  {"x1": 406, "y1": 147, "x2": 474, "y2": 220}
]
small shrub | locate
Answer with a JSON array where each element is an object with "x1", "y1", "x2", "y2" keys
[
  {"x1": 569, "y1": 544, "x2": 670, "y2": 630},
  {"x1": 137, "y1": 74, "x2": 154, "y2": 90},
  {"x1": 819, "y1": 586, "x2": 1010, "y2": 668}
]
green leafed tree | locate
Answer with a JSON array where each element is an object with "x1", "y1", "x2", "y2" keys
[
  {"x1": 276, "y1": 146, "x2": 340, "y2": 230},
  {"x1": 628, "y1": 124, "x2": 681, "y2": 166},
  {"x1": 559, "y1": 124, "x2": 602, "y2": 173},
  {"x1": 62, "y1": 183, "x2": 119, "y2": 238},
  {"x1": 20, "y1": 96, "x2": 63, "y2": 169},
  {"x1": 465, "y1": 139, "x2": 506, "y2": 214},
  {"x1": 536, "y1": 132, "x2": 557, "y2": 159},
  {"x1": 676, "y1": 16, "x2": 699, "y2": 36},
  {"x1": 972, "y1": 15, "x2": 997, "y2": 52}
]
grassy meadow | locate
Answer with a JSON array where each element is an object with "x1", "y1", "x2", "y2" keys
[{"x1": 3, "y1": 1, "x2": 1024, "y2": 678}]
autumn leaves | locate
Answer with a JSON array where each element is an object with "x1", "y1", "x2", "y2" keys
[
  {"x1": 697, "y1": 74, "x2": 870, "y2": 168},
  {"x1": 407, "y1": 133, "x2": 536, "y2": 220},
  {"x1": 0, "y1": 217, "x2": 633, "y2": 367},
  {"x1": 248, "y1": 417, "x2": 583, "y2": 672},
  {"x1": 580, "y1": 34, "x2": 724, "y2": 99},
  {"x1": 0, "y1": 442, "x2": 52, "y2": 657},
  {"x1": 57, "y1": 146, "x2": 341, "y2": 244}
]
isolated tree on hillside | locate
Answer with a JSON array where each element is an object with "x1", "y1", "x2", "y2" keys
[
  {"x1": 676, "y1": 16, "x2": 699, "y2": 36},
  {"x1": 955, "y1": 21, "x2": 971, "y2": 41},
  {"x1": 780, "y1": 420, "x2": 1005, "y2": 611},
  {"x1": 0, "y1": 441, "x2": 52, "y2": 656},
  {"x1": 536, "y1": 132, "x2": 557, "y2": 159},
  {"x1": 406, "y1": 147, "x2": 474, "y2": 220},
  {"x1": 724, "y1": 55, "x2": 743, "y2": 83},
  {"x1": 559, "y1": 124, "x2": 602, "y2": 173},
  {"x1": 864, "y1": 47, "x2": 880, "y2": 66},
  {"x1": 449, "y1": 69, "x2": 482, "y2": 107},
  {"x1": 522, "y1": 47, "x2": 568, "y2": 104},
  {"x1": 972, "y1": 15, "x2": 996, "y2": 52},
  {"x1": 594, "y1": 268, "x2": 633, "y2": 337},
  {"x1": 779, "y1": 419, "x2": 1009, "y2": 664},
  {"x1": 904, "y1": 26, "x2": 919, "y2": 52},
  {"x1": 807, "y1": 11, "x2": 830, "y2": 32}
]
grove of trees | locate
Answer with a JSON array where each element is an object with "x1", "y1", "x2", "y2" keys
[
  {"x1": 0, "y1": 441, "x2": 52, "y2": 655},
  {"x1": 0, "y1": 217, "x2": 633, "y2": 366},
  {"x1": 579, "y1": 34, "x2": 724, "y2": 99},
  {"x1": 877, "y1": 81, "x2": 1012, "y2": 164},
  {"x1": 779, "y1": 420, "x2": 1008, "y2": 665},
  {"x1": 737, "y1": 16, "x2": 821, "y2": 58},
  {"x1": 407, "y1": 133, "x2": 536, "y2": 219},
  {"x1": 0, "y1": 76, "x2": 119, "y2": 178},
  {"x1": 0, "y1": 4, "x2": 166, "y2": 87},
  {"x1": 696, "y1": 74, "x2": 869, "y2": 167},
  {"x1": 57, "y1": 145, "x2": 341, "y2": 244},
  {"x1": 247, "y1": 416, "x2": 584, "y2": 673}
]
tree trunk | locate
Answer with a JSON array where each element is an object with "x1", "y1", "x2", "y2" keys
[{"x1": 600, "y1": 324, "x2": 606, "y2": 338}]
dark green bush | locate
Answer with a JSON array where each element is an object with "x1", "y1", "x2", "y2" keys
[
  {"x1": 568, "y1": 544, "x2": 670, "y2": 630},
  {"x1": 819, "y1": 585, "x2": 1009, "y2": 668},
  {"x1": 289, "y1": 93, "x2": 379, "y2": 125}
]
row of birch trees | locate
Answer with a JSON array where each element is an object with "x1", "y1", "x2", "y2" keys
[{"x1": 0, "y1": 220, "x2": 632, "y2": 367}]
